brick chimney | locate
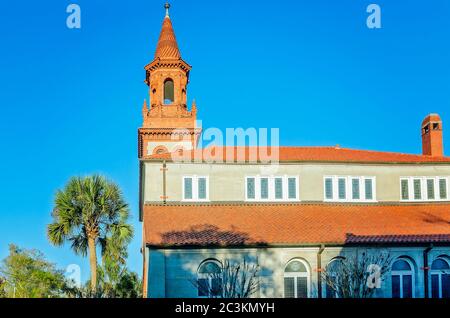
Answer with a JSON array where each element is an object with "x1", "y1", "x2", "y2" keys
[{"x1": 422, "y1": 113, "x2": 443, "y2": 157}]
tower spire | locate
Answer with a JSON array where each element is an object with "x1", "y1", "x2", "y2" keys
[
  {"x1": 164, "y1": 2, "x2": 170, "y2": 18},
  {"x1": 142, "y1": 99, "x2": 148, "y2": 115},
  {"x1": 154, "y1": 3, "x2": 180, "y2": 59}
]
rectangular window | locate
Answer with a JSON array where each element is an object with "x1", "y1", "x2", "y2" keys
[
  {"x1": 260, "y1": 178, "x2": 269, "y2": 199},
  {"x1": 352, "y1": 179, "x2": 360, "y2": 200},
  {"x1": 443, "y1": 274, "x2": 450, "y2": 298},
  {"x1": 401, "y1": 179, "x2": 409, "y2": 200},
  {"x1": 338, "y1": 178, "x2": 346, "y2": 200},
  {"x1": 413, "y1": 179, "x2": 422, "y2": 200},
  {"x1": 427, "y1": 179, "x2": 435, "y2": 200},
  {"x1": 211, "y1": 278, "x2": 223, "y2": 297},
  {"x1": 246, "y1": 178, "x2": 255, "y2": 200},
  {"x1": 184, "y1": 178, "x2": 193, "y2": 200},
  {"x1": 198, "y1": 178, "x2": 207, "y2": 200},
  {"x1": 392, "y1": 275, "x2": 400, "y2": 298},
  {"x1": 439, "y1": 179, "x2": 447, "y2": 200},
  {"x1": 288, "y1": 178, "x2": 297, "y2": 199},
  {"x1": 324, "y1": 176, "x2": 375, "y2": 202},
  {"x1": 183, "y1": 176, "x2": 208, "y2": 201},
  {"x1": 431, "y1": 274, "x2": 439, "y2": 299},
  {"x1": 401, "y1": 177, "x2": 449, "y2": 201},
  {"x1": 325, "y1": 178, "x2": 333, "y2": 200},
  {"x1": 246, "y1": 176, "x2": 299, "y2": 201},
  {"x1": 296, "y1": 277, "x2": 308, "y2": 298},
  {"x1": 284, "y1": 277, "x2": 295, "y2": 298},
  {"x1": 402, "y1": 275, "x2": 413, "y2": 298},
  {"x1": 275, "y1": 178, "x2": 283, "y2": 199},
  {"x1": 197, "y1": 279, "x2": 209, "y2": 297},
  {"x1": 365, "y1": 179, "x2": 373, "y2": 200}
]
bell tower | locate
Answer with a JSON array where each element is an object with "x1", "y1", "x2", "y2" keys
[{"x1": 138, "y1": 3, "x2": 201, "y2": 158}]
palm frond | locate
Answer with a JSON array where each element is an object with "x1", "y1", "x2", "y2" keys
[
  {"x1": 47, "y1": 175, "x2": 134, "y2": 288},
  {"x1": 69, "y1": 227, "x2": 89, "y2": 257}
]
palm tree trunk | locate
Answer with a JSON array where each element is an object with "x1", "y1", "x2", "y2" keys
[{"x1": 88, "y1": 236, "x2": 97, "y2": 293}]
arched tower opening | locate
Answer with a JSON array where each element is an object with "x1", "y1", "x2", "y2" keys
[{"x1": 164, "y1": 78, "x2": 174, "y2": 104}]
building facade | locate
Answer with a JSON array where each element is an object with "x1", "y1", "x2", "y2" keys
[{"x1": 139, "y1": 5, "x2": 450, "y2": 298}]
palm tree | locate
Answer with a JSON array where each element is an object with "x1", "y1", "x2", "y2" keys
[{"x1": 47, "y1": 175, "x2": 133, "y2": 293}]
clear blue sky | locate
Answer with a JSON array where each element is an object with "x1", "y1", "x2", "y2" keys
[{"x1": 0, "y1": 0, "x2": 449, "y2": 282}]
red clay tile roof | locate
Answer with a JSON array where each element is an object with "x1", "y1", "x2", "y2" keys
[
  {"x1": 143, "y1": 146, "x2": 450, "y2": 163},
  {"x1": 346, "y1": 234, "x2": 450, "y2": 244},
  {"x1": 143, "y1": 203, "x2": 450, "y2": 247},
  {"x1": 154, "y1": 16, "x2": 181, "y2": 59}
]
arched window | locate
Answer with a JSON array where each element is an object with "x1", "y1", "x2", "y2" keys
[
  {"x1": 197, "y1": 260, "x2": 222, "y2": 298},
  {"x1": 324, "y1": 258, "x2": 344, "y2": 298},
  {"x1": 284, "y1": 259, "x2": 310, "y2": 298},
  {"x1": 164, "y1": 79, "x2": 174, "y2": 104},
  {"x1": 391, "y1": 258, "x2": 415, "y2": 298},
  {"x1": 152, "y1": 146, "x2": 169, "y2": 155},
  {"x1": 170, "y1": 145, "x2": 185, "y2": 158},
  {"x1": 431, "y1": 257, "x2": 450, "y2": 298}
]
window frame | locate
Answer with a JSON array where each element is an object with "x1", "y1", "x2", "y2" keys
[
  {"x1": 351, "y1": 177, "x2": 361, "y2": 200},
  {"x1": 430, "y1": 257, "x2": 450, "y2": 299},
  {"x1": 182, "y1": 176, "x2": 210, "y2": 202},
  {"x1": 413, "y1": 178, "x2": 422, "y2": 200},
  {"x1": 323, "y1": 176, "x2": 377, "y2": 203},
  {"x1": 287, "y1": 177, "x2": 299, "y2": 200},
  {"x1": 274, "y1": 177, "x2": 284, "y2": 200},
  {"x1": 439, "y1": 178, "x2": 449, "y2": 200},
  {"x1": 283, "y1": 259, "x2": 310, "y2": 298},
  {"x1": 163, "y1": 78, "x2": 175, "y2": 105},
  {"x1": 391, "y1": 258, "x2": 415, "y2": 298},
  {"x1": 401, "y1": 178, "x2": 410, "y2": 200},
  {"x1": 400, "y1": 177, "x2": 449, "y2": 202},
  {"x1": 324, "y1": 177, "x2": 334, "y2": 200},
  {"x1": 364, "y1": 177, "x2": 375, "y2": 200},
  {"x1": 324, "y1": 258, "x2": 345, "y2": 298},
  {"x1": 245, "y1": 175, "x2": 300, "y2": 202},
  {"x1": 337, "y1": 177, "x2": 347, "y2": 201},
  {"x1": 426, "y1": 178, "x2": 436, "y2": 200},
  {"x1": 245, "y1": 177, "x2": 256, "y2": 200},
  {"x1": 260, "y1": 177, "x2": 270, "y2": 200},
  {"x1": 197, "y1": 260, "x2": 223, "y2": 298}
]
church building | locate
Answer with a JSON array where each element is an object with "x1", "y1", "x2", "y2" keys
[{"x1": 138, "y1": 4, "x2": 450, "y2": 298}]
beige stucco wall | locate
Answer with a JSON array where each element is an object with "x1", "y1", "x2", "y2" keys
[
  {"x1": 143, "y1": 161, "x2": 450, "y2": 203},
  {"x1": 146, "y1": 245, "x2": 450, "y2": 298}
]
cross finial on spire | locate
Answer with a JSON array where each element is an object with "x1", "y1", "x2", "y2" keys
[{"x1": 164, "y1": 2, "x2": 170, "y2": 17}]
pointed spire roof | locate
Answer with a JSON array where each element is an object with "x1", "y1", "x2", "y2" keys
[
  {"x1": 154, "y1": 3, "x2": 181, "y2": 59},
  {"x1": 142, "y1": 99, "x2": 148, "y2": 113}
]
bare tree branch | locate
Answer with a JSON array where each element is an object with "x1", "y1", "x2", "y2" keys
[
  {"x1": 322, "y1": 251, "x2": 393, "y2": 298},
  {"x1": 190, "y1": 258, "x2": 260, "y2": 298}
]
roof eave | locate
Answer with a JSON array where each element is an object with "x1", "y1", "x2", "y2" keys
[
  {"x1": 139, "y1": 158, "x2": 450, "y2": 165},
  {"x1": 145, "y1": 241, "x2": 450, "y2": 250}
]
